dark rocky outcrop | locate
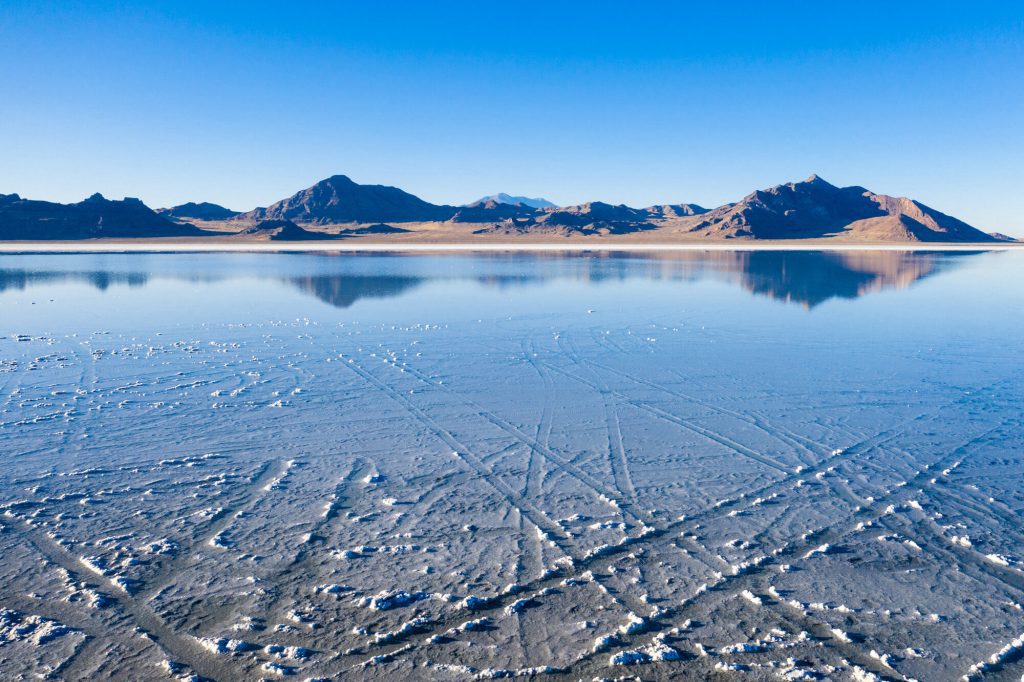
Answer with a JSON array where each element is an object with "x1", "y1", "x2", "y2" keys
[
  {"x1": 339, "y1": 223, "x2": 412, "y2": 236},
  {"x1": 0, "y1": 193, "x2": 211, "y2": 240},
  {"x1": 158, "y1": 201, "x2": 240, "y2": 221},
  {"x1": 233, "y1": 219, "x2": 335, "y2": 241}
]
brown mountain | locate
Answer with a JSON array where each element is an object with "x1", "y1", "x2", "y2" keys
[
  {"x1": 0, "y1": 193, "x2": 211, "y2": 240},
  {"x1": 237, "y1": 174, "x2": 456, "y2": 224},
  {"x1": 645, "y1": 203, "x2": 709, "y2": 218},
  {"x1": 685, "y1": 175, "x2": 996, "y2": 242},
  {"x1": 0, "y1": 174, "x2": 1004, "y2": 242}
]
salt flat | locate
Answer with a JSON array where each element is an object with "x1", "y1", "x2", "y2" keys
[{"x1": 0, "y1": 250, "x2": 1022, "y2": 681}]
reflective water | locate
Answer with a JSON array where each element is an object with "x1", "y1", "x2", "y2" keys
[{"x1": 0, "y1": 249, "x2": 1022, "y2": 681}]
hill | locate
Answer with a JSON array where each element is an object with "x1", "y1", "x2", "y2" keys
[
  {"x1": 0, "y1": 193, "x2": 211, "y2": 240},
  {"x1": 233, "y1": 219, "x2": 336, "y2": 241},
  {"x1": 158, "y1": 201, "x2": 239, "y2": 221}
]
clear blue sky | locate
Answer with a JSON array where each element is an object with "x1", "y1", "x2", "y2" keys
[{"x1": 2, "y1": 2, "x2": 1022, "y2": 234}]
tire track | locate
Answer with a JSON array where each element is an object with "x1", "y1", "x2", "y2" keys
[
  {"x1": 135, "y1": 457, "x2": 285, "y2": 603},
  {"x1": 337, "y1": 354, "x2": 581, "y2": 563},
  {"x1": 556, "y1": 334, "x2": 639, "y2": 510},
  {"x1": 348, "y1": 349, "x2": 651, "y2": 529},
  {"x1": 346, "y1": 382, "x2": 1012, "y2": 669},
  {"x1": 7, "y1": 515, "x2": 226, "y2": 681}
]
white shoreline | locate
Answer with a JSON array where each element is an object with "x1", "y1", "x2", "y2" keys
[{"x1": 0, "y1": 241, "x2": 1018, "y2": 254}]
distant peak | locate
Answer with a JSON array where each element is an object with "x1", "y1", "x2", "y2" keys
[
  {"x1": 322, "y1": 174, "x2": 355, "y2": 185},
  {"x1": 85, "y1": 192, "x2": 106, "y2": 202},
  {"x1": 802, "y1": 174, "x2": 832, "y2": 186},
  {"x1": 472, "y1": 193, "x2": 556, "y2": 209}
]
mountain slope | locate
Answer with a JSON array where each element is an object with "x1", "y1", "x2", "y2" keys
[
  {"x1": 0, "y1": 193, "x2": 211, "y2": 240},
  {"x1": 238, "y1": 175, "x2": 455, "y2": 224},
  {"x1": 687, "y1": 175, "x2": 996, "y2": 242}
]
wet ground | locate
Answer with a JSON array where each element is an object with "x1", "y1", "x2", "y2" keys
[{"x1": 1, "y1": 250, "x2": 1022, "y2": 681}]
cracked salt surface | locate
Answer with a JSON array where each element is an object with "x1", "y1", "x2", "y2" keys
[{"x1": 0, "y1": 250, "x2": 1023, "y2": 680}]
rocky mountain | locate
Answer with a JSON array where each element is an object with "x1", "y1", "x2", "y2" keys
[
  {"x1": 0, "y1": 192, "x2": 211, "y2": 240},
  {"x1": 0, "y1": 174, "x2": 1004, "y2": 242},
  {"x1": 238, "y1": 175, "x2": 455, "y2": 224},
  {"x1": 537, "y1": 202, "x2": 652, "y2": 232},
  {"x1": 469, "y1": 193, "x2": 555, "y2": 209},
  {"x1": 645, "y1": 203, "x2": 709, "y2": 218},
  {"x1": 686, "y1": 175, "x2": 995, "y2": 242},
  {"x1": 159, "y1": 201, "x2": 239, "y2": 221},
  {"x1": 450, "y1": 199, "x2": 537, "y2": 223},
  {"x1": 223, "y1": 173, "x2": 999, "y2": 243}
]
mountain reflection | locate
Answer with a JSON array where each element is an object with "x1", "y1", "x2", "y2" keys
[
  {"x1": 0, "y1": 250, "x2": 987, "y2": 309},
  {"x1": 727, "y1": 250, "x2": 964, "y2": 308},
  {"x1": 289, "y1": 275, "x2": 422, "y2": 308}
]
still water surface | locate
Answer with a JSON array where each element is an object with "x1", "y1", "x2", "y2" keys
[{"x1": 0, "y1": 250, "x2": 1021, "y2": 681}]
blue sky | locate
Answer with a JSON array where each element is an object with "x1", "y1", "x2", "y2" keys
[{"x1": 2, "y1": 2, "x2": 1022, "y2": 234}]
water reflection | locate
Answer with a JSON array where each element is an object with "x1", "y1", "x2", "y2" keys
[
  {"x1": 0, "y1": 250, "x2": 988, "y2": 309},
  {"x1": 290, "y1": 275, "x2": 423, "y2": 308}
]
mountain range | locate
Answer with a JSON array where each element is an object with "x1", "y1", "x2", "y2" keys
[
  {"x1": 0, "y1": 192, "x2": 210, "y2": 240},
  {"x1": 0, "y1": 174, "x2": 1013, "y2": 242}
]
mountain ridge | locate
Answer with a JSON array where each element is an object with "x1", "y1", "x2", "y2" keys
[
  {"x1": 158, "y1": 201, "x2": 239, "y2": 221},
  {"x1": 0, "y1": 174, "x2": 1012, "y2": 242},
  {"x1": 0, "y1": 192, "x2": 212, "y2": 240},
  {"x1": 237, "y1": 174, "x2": 454, "y2": 224}
]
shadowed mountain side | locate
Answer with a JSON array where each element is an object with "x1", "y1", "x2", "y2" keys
[
  {"x1": 338, "y1": 223, "x2": 412, "y2": 236},
  {"x1": 158, "y1": 202, "x2": 239, "y2": 221},
  {"x1": 232, "y1": 221, "x2": 413, "y2": 239},
  {"x1": 473, "y1": 202, "x2": 661, "y2": 235},
  {"x1": 238, "y1": 175, "x2": 456, "y2": 224},
  {"x1": 0, "y1": 193, "x2": 213, "y2": 240}
]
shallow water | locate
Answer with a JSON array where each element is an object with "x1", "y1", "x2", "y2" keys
[{"x1": 1, "y1": 250, "x2": 1022, "y2": 680}]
